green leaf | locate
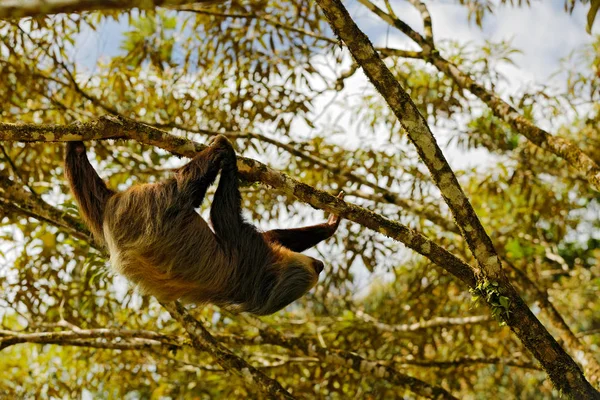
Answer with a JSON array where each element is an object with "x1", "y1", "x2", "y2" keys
[{"x1": 587, "y1": 0, "x2": 600, "y2": 34}]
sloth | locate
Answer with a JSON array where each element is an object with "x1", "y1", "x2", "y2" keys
[{"x1": 65, "y1": 136, "x2": 342, "y2": 315}]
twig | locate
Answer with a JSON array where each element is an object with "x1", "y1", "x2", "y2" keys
[{"x1": 355, "y1": 311, "x2": 490, "y2": 332}]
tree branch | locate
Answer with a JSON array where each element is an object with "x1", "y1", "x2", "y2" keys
[
  {"x1": 406, "y1": 0, "x2": 433, "y2": 43},
  {"x1": 156, "y1": 122, "x2": 459, "y2": 234},
  {"x1": 0, "y1": 324, "x2": 457, "y2": 397},
  {"x1": 395, "y1": 356, "x2": 541, "y2": 371},
  {"x1": 322, "y1": 0, "x2": 504, "y2": 280},
  {"x1": 355, "y1": 312, "x2": 490, "y2": 333},
  {"x1": 0, "y1": 0, "x2": 225, "y2": 19},
  {"x1": 0, "y1": 327, "x2": 185, "y2": 350}
]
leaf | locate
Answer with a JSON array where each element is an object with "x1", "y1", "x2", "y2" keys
[
  {"x1": 505, "y1": 239, "x2": 524, "y2": 259},
  {"x1": 163, "y1": 16, "x2": 177, "y2": 31},
  {"x1": 587, "y1": 0, "x2": 600, "y2": 34},
  {"x1": 40, "y1": 232, "x2": 56, "y2": 249}
]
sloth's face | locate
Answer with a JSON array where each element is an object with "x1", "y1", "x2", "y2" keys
[{"x1": 253, "y1": 251, "x2": 324, "y2": 315}]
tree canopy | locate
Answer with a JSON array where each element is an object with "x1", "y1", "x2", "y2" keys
[{"x1": 0, "y1": 0, "x2": 599, "y2": 398}]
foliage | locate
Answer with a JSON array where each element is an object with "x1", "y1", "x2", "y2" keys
[{"x1": 0, "y1": 1, "x2": 599, "y2": 399}]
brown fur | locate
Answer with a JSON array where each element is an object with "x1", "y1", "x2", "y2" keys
[{"x1": 65, "y1": 137, "x2": 340, "y2": 315}]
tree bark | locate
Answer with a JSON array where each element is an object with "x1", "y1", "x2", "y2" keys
[{"x1": 0, "y1": 0, "x2": 224, "y2": 19}]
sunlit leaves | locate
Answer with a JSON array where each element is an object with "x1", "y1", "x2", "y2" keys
[
  {"x1": 457, "y1": 0, "x2": 600, "y2": 32},
  {"x1": 0, "y1": 1, "x2": 599, "y2": 398}
]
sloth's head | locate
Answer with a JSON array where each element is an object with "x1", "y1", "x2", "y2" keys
[{"x1": 251, "y1": 248, "x2": 324, "y2": 316}]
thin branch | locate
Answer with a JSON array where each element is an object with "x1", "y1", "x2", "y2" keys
[
  {"x1": 377, "y1": 48, "x2": 424, "y2": 59},
  {"x1": 383, "y1": 0, "x2": 398, "y2": 20},
  {"x1": 578, "y1": 329, "x2": 600, "y2": 338},
  {"x1": 355, "y1": 312, "x2": 490, "y2": 333},
  {"x1": 357, "y1": 0, "x2": 426, "y2": 45},
  {"x1": 0, "y1": 328, "x2": 185, "y2": 350},
  {"x1": 395, "y1": 356, "x2": 541, "y2": 371},
  {"x1": 175, "y1": 7, "x2": 339, "y2": 45},
  {"x1": 429, "y1": 54, "x2": 600, "y2": 191},
  {"x1": 406, "y1": 0, "x2": 434, "y2": 43}
]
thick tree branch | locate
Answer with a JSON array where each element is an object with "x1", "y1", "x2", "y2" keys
[
  {"x1": 322, "y1": 0, "x2": 504, "y2": 280},
  {"x1": 0, "y1": 0, "x2": 224, "y2": 19},
  {"x1": 314, "y1": 0, "x2": 599, "y2": 396}
]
